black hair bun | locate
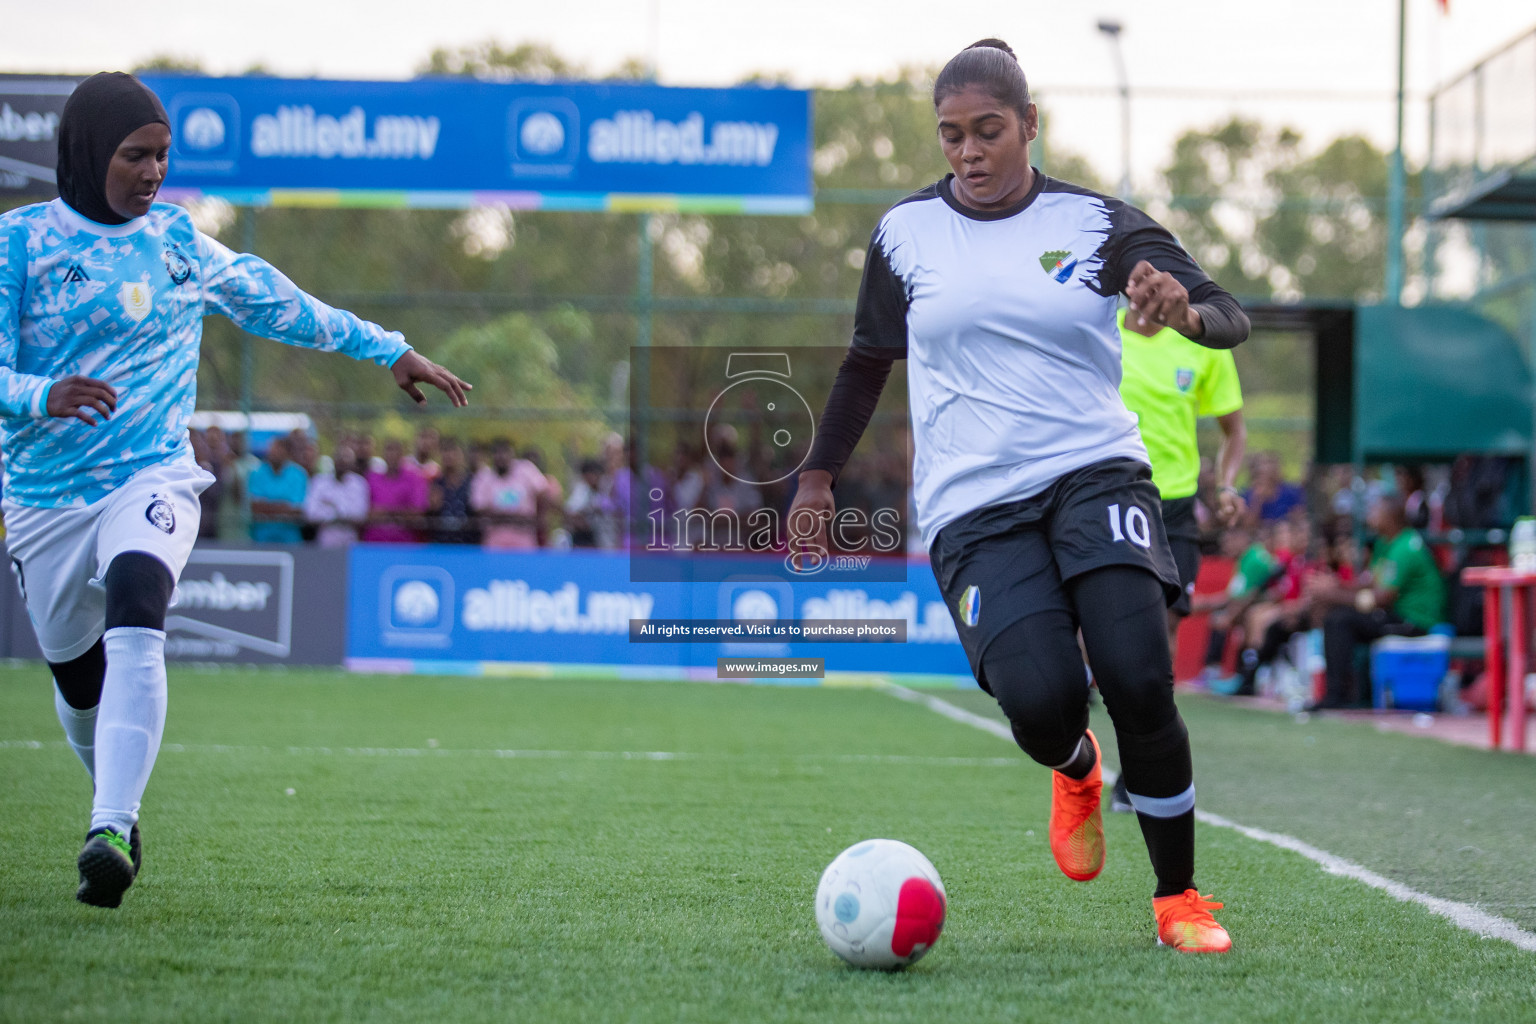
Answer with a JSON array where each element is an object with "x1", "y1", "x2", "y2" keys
[{"x1": 967, "y1": 38, "x2": 1017, "y2": 60}]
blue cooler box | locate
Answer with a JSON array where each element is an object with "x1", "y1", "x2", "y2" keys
[{"x1": 1371, "y1": 633, "x2": 1451, "y2": 712}]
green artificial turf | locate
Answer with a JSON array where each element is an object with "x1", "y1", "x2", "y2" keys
[
  {"x1": 2, "y1": 667, "x2": 1534, "y2": 1023},
  {"x1": 947, "y1": 687, "x2": 1536, "y2": 932}
]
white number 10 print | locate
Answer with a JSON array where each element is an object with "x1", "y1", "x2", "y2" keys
[{"x1": 1107, "y1": 503, "x2": 1152, "y2": 548}]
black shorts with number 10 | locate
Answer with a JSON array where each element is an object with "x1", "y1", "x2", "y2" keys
[{"x1": 929, "y1": 458, "x2": 1182, "y2": 685}]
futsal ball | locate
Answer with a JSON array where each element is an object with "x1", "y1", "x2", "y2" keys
[{"x1": 815, "y1": 839, "x2": 946, "y2": 969}]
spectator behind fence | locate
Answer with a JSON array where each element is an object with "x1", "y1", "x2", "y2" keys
[
  {"x1": 363, "y1": 439, "x2": 430, "y2": 543},
  {"x1": 305, "y1": 443, "x2": 370, "y2": 547},
  {"x1": 666, "y1": 443, "x2": 707, "y2": 550},
  {"x1": 565, "y1": 458, "x2": 606, "y2": 548},
  {"x1": 203, "y1": 426, "x2": 234, "y2": 534},
  {"x1": 248, "y1": 436, "x2": 308, "y2": 543},
  {"x1": 429, "y1": 438, "x2": 478, "y2": 544},
  {"x1": 1395, "y1": 465, "x2": 1432, "y2": 531},
  {"x1": 221, "y1": 430, "x2": 259, "y2": 538},
  {"x1": 1303, "y1": 495, "x2": 1447, "y2": 710},
  {"x1": 465, "y1": 439, "x2": 487, "y2": 476},
  {"x1": 1224, "y1": 521, "x2": 1360, "y2": 697},
  {"x1": 288, "y1": 430, "x2": 320, "y2": 478},
  {"x1": 409, "y1": 426, "x2": 441, "y2": 481},
  {"x1": 189, "y1": 429, "x2": 223, "y2": 540},
  {"x1": 1243, "y1": 452, "x2": 1305, "y2": 526},
  {"x1": 472, "y1": 438, "x2": 550, "y2": 549},
  {"x1": 706, "y1": 442, "x2": 761, "y2": 515},
  {"x1": 522, "y1": 446, "x2": 564, "y2": 547},
  {"x1": 604, "y1": 434, "x2": 669, "y2": 549},
  {"x1": 353, "y1": 433, "x2": 386, "y2": 475}
]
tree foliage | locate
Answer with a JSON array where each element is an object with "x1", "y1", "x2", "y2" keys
[
  {"x1": 1157, "y1": 116, "x2": 1401, "y2": 303},
  {"x1": 132, "y1": 55, "x2": 207, "y2": 74},
  {"x1": 418, "y1": 41, "x2": 647, "y2": 82}
]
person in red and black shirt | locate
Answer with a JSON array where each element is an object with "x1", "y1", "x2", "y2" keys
[{"x1": 792, "y1": 39, "x2": 1249, "y2": 953}]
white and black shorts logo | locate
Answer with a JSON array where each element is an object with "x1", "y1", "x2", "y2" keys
[{"x1": 145, "y1": 495, "x2": 176, "y2": 534}]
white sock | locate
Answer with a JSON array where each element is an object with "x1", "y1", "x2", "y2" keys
[
  {"x1": 53, "y1": 686, "x2": 97, "y2": 780},
  {"x1": 91, "y1": 627, "x2": 168, "y2": 838}
]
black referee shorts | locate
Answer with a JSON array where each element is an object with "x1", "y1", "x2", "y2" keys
[
  {"x1": 1161, "y1": 495, "x2": 1201, "y2": 618},
  {"x1": 929, "y1": 458, "x2": 1181, "y2": 686}
]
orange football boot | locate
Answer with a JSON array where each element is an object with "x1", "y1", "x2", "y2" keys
[
  {"x1": 1153, "y1": 890, "x2": 1233, "y2": 953},
  {"x1": 1048, "y1": 729, "x2": 1105, "y2": 882}
]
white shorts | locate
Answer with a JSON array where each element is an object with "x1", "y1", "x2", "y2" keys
[{"x1": 3, "y1": 455, "x2": 214, "y2": 662}]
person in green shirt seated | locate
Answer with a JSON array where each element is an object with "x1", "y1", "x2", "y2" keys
[{"x1": 1304, "y1": 495, "x2": 1446, "y2": 710}]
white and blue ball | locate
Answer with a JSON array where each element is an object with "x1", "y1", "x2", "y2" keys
[{"x1": 814, "y1": 839, "x2": 947, "y2": 970}]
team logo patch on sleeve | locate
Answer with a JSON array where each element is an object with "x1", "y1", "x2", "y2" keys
[
  {"x1": 161, "y1": 246, "x2": 192, "y2": 285},
  {"x1": 958, "y1": 585, "x2": 980, "y2": 627},
  {"x1": 145, "y1": 494, "x2": 176, "y2": 534},
  {"x1": 1038, "y1": 250, "x2": 1078, "y2": 283},
  {"x1": 120, "y1": 282, "x2": 154, "y2": 323}
]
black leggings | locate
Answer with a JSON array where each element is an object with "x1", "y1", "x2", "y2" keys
[
  {"x1": 980, "y1": 564, "x2": 1192, "y2": 804},
  {"x1": 48, "y1": 552, "x2": 174, "y2": 710}
]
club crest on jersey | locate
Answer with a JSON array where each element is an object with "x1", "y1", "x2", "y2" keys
[
  {"x1": 120, "y1": 281, "x2": 153, "y2": 323},
  {"x1": 1175, "y1": 368, "x2": 1195, "y2": 393},
  {"x1": 145, "y1": 494, "x2": 176, "y2": 534},
  {"x1": 1038, "y1": 249, "x2": 1078, "y2": 283},
  {"x1": 958, "y1": 585, "x2": 980, "y2": 627},
  {"x1": 161, "y1": 246, "x2": 192, "y2": 285}
]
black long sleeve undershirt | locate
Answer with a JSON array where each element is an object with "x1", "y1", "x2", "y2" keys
[
  {"x1": 1186, "y1": 283, "x2": 1250, "y2": 350},
  {"x1": 801, "y1": 346, "x2": 897, "y2": 486}
]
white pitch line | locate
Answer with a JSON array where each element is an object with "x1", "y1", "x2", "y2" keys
[
  {"x1": 881, "y1": 682, "x2": 1536, "y2": 954},
  {"x1": 0, "y1": 738, "x2": 1020, "y2": 770}
]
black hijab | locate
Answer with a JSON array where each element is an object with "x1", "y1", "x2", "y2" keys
[{"x1": 56, "y1": 72, "x2": 169, "y2": 225}]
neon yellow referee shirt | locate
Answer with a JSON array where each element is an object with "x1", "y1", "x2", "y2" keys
[{"x1": 1117, "y1": 308, "x2": 1244, "y2": 500}]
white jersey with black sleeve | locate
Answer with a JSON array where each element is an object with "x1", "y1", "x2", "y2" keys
[{"x1": 805, "y1": 171, "x2": 1249, "y2": 550}]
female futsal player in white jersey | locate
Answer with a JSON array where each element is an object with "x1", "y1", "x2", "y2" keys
[{"x1": 794, "y1": 39, "x2": 1249, "y2": 953}]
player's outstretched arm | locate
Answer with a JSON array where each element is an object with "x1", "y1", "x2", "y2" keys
[
  {"x1": 195, "y1": 230, "x2": 468, "y2": 397},
  {"x1": 391, "y1": 350, "x2": 472, "y2": 408}
]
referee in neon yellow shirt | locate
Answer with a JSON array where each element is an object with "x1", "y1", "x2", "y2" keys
[
  {"x1": 1112, "y1": 306, "x2": 1247, "y2": 808},
  {"x1": 1119, "y1": 304, "x2": 1248, "y2": 613}
]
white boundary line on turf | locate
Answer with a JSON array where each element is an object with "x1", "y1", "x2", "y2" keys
[
  {"x1": 0, "y1": 738, "x2": 1021, "y2": 770},
  {"x1": 881, "y1": 682, "x2": 1536, "y2": 954}
]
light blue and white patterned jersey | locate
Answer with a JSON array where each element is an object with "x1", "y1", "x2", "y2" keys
[{"x1": 0, "y1": 199, "x2": 411, "y2": 507}]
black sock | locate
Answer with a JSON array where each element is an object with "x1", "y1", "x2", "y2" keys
[
  {"x1": 1051, "y1": 734, "x2": 1097, "y2": 781},
  {"x1": 1138, "y1": 809, "x2": 1196, "y2": 897},
  {"x1": 1116, "y1": 714, "x2": 1197, "y2": 896}
]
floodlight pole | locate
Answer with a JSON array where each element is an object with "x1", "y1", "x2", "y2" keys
[
  {"x1": 1386, "y1": 0, "x2": 1407, "y2": 304},
  {"x1": 1097, "y1": 19, "x2": 1131, "y2": 200}
]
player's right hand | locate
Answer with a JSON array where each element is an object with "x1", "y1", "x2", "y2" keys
[
  {"x1": 391, "y1": 351, "x2": 473, "y2": 407},
  {"x1": 45, "y1": 375, "x2": 117, "y2": 426},
  {"x1": 787, "y1": 469, "x2": 835, "y2": 573}
]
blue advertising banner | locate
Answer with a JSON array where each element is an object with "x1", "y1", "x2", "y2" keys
[
  {"x1": 346, "y1": 546, "x2": 972, "y2": 684},
  {"x1": 137, "y1": 75, "x2": 812, "y2": 213}
]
